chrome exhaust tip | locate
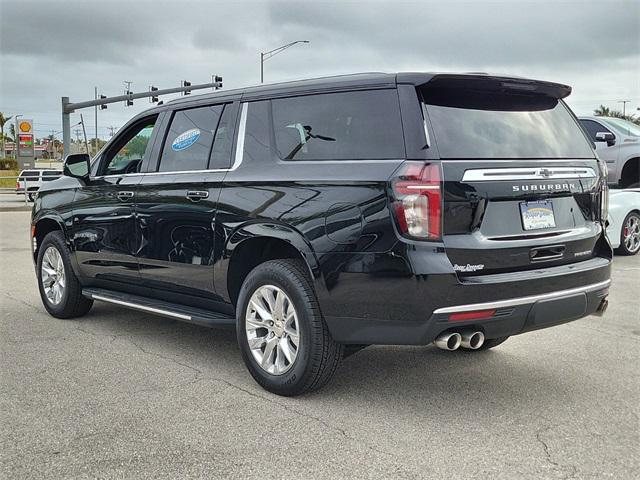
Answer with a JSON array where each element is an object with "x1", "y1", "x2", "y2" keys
[
  {"x1": 594, "y1": 297, "x2": 608, "y2": 317},
  {"x1": 434, "y1": 332, "x2": 462, "y2": 351},
  {"x1": 460, "y1": 331, "x2": 485, "y2": 350}
]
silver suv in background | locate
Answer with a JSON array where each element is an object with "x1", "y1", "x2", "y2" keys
[
  {"x1": 15, "y1": 169, "x2": 63, "y2": 201},
  {"x1": 579, "y1": 116, "x2": 640, "y2": 188}
]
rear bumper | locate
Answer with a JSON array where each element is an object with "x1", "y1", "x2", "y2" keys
[
  {"x1": 426, "y1": 279, "x2": 610, "y2": 341},
  {"x1": 322, "y1": 253, "x2": 611, "y2": 345}
]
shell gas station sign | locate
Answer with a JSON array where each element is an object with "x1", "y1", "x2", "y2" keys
[{"x1": 17, "y1": 119, "x2": 35, "y2": 158}]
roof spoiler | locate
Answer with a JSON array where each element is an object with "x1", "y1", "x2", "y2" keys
[{"x1": 415, "y1": 74, "x2": 572, "y2": 99}]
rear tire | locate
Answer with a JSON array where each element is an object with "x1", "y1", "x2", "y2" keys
[
  {"x1": 236, "y1": 259, "x2": 343, "y2": 396},
  {"x1": 616, "y1": 211, "x2": 640, "y2": 256},
  {"x1": 37, "y1": 231, "x2": 93, "y2": 319}
]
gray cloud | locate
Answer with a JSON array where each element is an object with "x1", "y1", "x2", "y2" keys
[{"x1": 1, "y1": 0, "x2": 638, "y2": 137}]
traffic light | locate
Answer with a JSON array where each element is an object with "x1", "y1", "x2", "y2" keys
[
  {"x1": 99, "y1": 94, "x2": 108, "y2": 110},
  {"x1": 125, "y1": 91, "x2": 133, "y2": 107},
  {"x1": 214, "y1": 75, "x2": 223, "y2": 90},
  {"x1": 182, "y1": 80, "x2": 191, "y2": 95},
  {"x1": 150, "y1": 86, "x2": 159, "y2": 103}
]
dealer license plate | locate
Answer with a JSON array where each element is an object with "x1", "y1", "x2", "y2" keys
[{"x1": 520, "y1": 200, "x2": 556, "y2": 231}]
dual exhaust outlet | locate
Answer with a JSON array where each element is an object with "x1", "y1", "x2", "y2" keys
[{"x1": 434, "y1": 331, "x2": 485, "y2": 351}]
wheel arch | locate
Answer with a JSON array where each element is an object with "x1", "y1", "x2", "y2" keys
[
  {"x1": 32, "y1": 214, "x2": 66, "y2": 261},
  {"x1": 222, "y1": 222, "x2": 320, "y2": 307},
  {"x1": 619, "y1": 156, "x2": 639, "y2": 188}
]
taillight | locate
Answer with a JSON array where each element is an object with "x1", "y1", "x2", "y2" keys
[
  {"x1": 598, "y1": 160, "x2": 609, "y2": 222},
  {"x1": 391, "y1": 162, "x2": 442, "y2": 240}
]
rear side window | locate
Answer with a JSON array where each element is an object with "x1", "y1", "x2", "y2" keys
[
  {"x1": 21, "y1": 171, "x2": 39, "y2": 177},
  {"x1": 159, "y1": 105, "x2": 223, "y2": 172},
  {"x1": 271, "y1": 90, "x2": 404, "y2": 161},
  {"x1": 242, "y1": 101, "x2": 271, "y2": 163},
  {"x1": 422, "y1": 88, "x2": 594, "y2": 159},
  {"x1": 42, "y1": 171, "x2": 62, "y2": 181}
]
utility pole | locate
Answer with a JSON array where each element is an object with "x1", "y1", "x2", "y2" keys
[
  {"x1": 80, "y1": 114, "x2": 90, "y2": 155},
  {"x1": 94, "y1": 87, "x2": 98, "y2": 156},
  {"x1": 61, "y1": 77, "x2": 223, "y2": 155},
  {"x1": 50, "y1": 129, "x2": 56, "y2": 160},
  {"x1": 108, "y1": 126, "x2": 116, "y2": 137},
  {"x1": 618, "y1": 100, "x2": 631, "y2": 117},
  {"x1": 74, "y1": 128, "x2": 82, "y2": 144}
]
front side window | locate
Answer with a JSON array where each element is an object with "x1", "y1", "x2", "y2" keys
[
  {"x1": 580, "y1": 119, "x2": 613, "y2": 142},
  {"x1": 422, "y1": 88, "x2": 595, "y2": 159},
  {"x1": 102, "y1": 119, "x2": 156, "y2": 175},
  {"x1": 271, "y1": 90, "x2": 405, "y2": 161},
  {"x1": 600, "y1": 117, "x2": 640, "y2": 137},
  {"x1": 159, "y1": 105, "x2": 223, "y2": 172}
]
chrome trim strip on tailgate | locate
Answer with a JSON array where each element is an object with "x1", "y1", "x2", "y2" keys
[
  {"x1": 90, "y1": 294, "x2": 192, "y2": 321},
  {"x1": 433, "y1": 280, "x2": 610, "y2": 314},
  {"x1": 462, "y1": 166, "x2": 596, "y2": 182}
]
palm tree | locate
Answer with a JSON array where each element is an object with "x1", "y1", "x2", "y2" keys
[
  {"x1": 0, "y1": 112, "x2": 12, "y2": 157},
  {"x1": 593, "y1": 105, "x2": 611, "y2": 117}
]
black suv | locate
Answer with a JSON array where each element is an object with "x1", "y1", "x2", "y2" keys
[{"x1": 32, "y1": 73, "x2": 611, "y2": 395}]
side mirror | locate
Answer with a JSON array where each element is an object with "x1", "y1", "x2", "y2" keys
[
  {"x1": 595, "y1": 132, "x2": 616, "y2": 147},
  {"x1": 63, "y1": 153, "x2": 90, "y2": 180}
]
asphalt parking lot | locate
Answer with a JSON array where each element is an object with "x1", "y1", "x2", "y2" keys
[{"x1": 1, "y1": 210, "x2": 638, "y2": 479}]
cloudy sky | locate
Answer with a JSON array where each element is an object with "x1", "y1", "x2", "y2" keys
[{"x1": 1, "y1": 0, "x2": 638, "y2": 140}]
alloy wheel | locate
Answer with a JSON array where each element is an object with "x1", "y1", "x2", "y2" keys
[
  {"x1": 245, "y1": 285, "x2": 300, "y2": 375},
  {"x1": 41, "y1": 246, "x2": 66, "y2": 305},
  {"x1": 623, "y1": 214, "x2": 640, "y2": 253}
]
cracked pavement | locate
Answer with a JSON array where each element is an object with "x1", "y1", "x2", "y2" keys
[{"x1": 1, "y1": 211, "x2": 639, "y2": 479}]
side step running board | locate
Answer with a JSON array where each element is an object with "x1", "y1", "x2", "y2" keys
[{"x1": 82, "y1": 288, "x2": 235, "y2": 328}]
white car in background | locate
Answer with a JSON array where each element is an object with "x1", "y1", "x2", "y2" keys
[
  {"x1": 15, "y1": 168, "x2": 63, "y2": 202},
  {"x1": 579, "y1": 116, "x2": 640, "y2": 188},
  {"x1": 607, "y1": 188, "x2": 640, "y2": 255}
]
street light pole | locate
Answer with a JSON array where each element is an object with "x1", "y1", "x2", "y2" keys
[
  {"x1": 618, "y1": 100, "x2": 631, "y2": 117},
  {"x1": 260, "y1": 40, "x2": 309, "y2": 83},
  {"x1": 14, "y1": 114, "x2": 22, "y2": 160}
]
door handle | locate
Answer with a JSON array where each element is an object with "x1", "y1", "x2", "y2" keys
[
  {"x1": 186, "y1": 190, "x2": 209, "y2": 201},
  {"x1": 116, "y1": 191, "x2": 134, "y2": 201}
]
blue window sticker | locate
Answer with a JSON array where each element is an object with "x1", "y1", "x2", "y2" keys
[{"x1": 171, "y1": 128, "x2": 200, "y2": 151}]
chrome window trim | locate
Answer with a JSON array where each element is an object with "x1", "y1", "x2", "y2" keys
[
  {"x1": 232, "y1": 102, "x2": 248, "y2": 171},
  {"x1": 433, "y1": 279, "x2": 610, "y2": 314},
  {"x1": 93, "y1": 168, "x2": 231, "y2": 179},
  {"x1": 461, "y1": 166, "x2": 597, "y2": 182},
  {"x1": 92, "y1": 104, "x2": 248, "y2": 180}
]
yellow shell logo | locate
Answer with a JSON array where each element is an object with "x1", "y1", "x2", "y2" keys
[{"x1": 19, "y1": 121, "x2": 31, "y2": 133}]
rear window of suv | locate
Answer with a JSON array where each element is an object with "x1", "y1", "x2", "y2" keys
[
  {"x1": 422, "y1": 88, "x2": 594, "y2": 159},
  {"x1": 42, "y1": 171, "x2": 62, "y2": 181},
  {"x1": 271, "y1": 89, "x2": 405, "y2": 161}
]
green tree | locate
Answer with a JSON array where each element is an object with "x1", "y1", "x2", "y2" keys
[
  {"x1": 594, "y1": 105, "x2": 611, "y2": 116},
  {"x1": 0, "y1": 112, "x2": 12, "y2": 157},
  {"x1": 594, "y1": 105, "x2": 640, "y2": 125}
]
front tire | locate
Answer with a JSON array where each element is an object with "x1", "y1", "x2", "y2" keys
[
  {"x1": 236, "y1": 259, "x2": 343, "y2": 396},
  {"x1": 617, "y1": 211, "x2": 640, "y2": 256},
  {"x1": 37, "y1": 231, "x2": 93, "y2": 318}
]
